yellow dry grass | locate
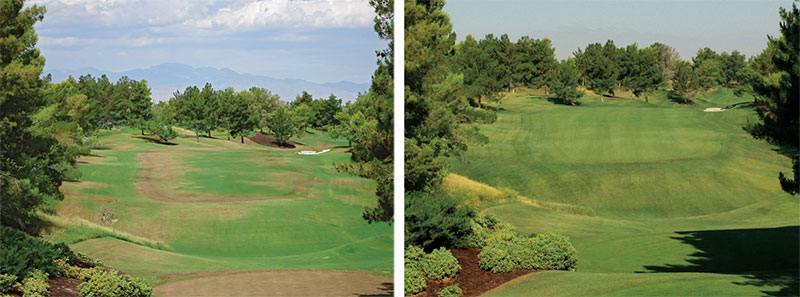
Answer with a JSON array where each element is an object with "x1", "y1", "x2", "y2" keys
[{"x1": 441, "y1": 173, "x2": 595, "y2": 216}]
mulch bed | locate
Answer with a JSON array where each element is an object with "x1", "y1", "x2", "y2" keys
[
  {"x1": 49, "y1": 277, "x2": 82, "y2": 297},
  {"x1": 419, "y1": 248, "x2": 534, "y2": 297},
  {"x1": 247, "y1": 132, "x2": 301, "y2": 149}
]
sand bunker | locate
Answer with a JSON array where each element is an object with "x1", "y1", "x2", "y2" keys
[
  {"x1": 704, "y1": 107, "x2": 726, "y2": 112},
  {"x1": 298, "y1": 149, "x2": 331, "y2": 155}
]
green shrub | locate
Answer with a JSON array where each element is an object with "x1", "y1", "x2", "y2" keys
[
  {"x1": 0, "y1": 274, "x2": 20, "y2": 293},
  {"x1": 405, "y1": 245, "x2": 425, "y2": 271},
  {"x1": 404, "y1": 265, "x2": 427, "y2": 296},
  {"x1": 421, "y1": 247, "x2": 460, "y2": 280},
  {"x1": 438, "y1": 284, "x2": 463, "y2": 297},
  {"x1": 477, "y1": 231, "x2": 578, "y2": 273},
  {"x1": 405, "y1": 191, "x2": 476, "y2": 251},
  {"x1": 21, "y1": 270, "x2": 48, "y2": 297},
  {"x1": 477, "y1": 247, "x2": 515, "y2": 273},
  {"x1": 528, "y1": 233, "x2": 578, "y2": 271},
  {"x1": 0, "y1": 226, "x2": 60, "y2": 280},
  {"x1": 77, "y1": 272, "x2": 152, "y2": 297},
  {"x1": 467, "y1": 215, "x2": 516, "y2": 248}
]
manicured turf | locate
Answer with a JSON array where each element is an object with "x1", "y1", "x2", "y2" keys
[
  {"x1": 450, "y1": 88, "x2": 799, "y2": 296},
  {"x1": 44, "y1": 127, "x2": 391, "y2": 287}
]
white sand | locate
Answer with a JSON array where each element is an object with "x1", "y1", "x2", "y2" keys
[{"x1": 298, "y1": 148, "x2": 331, "y2": 155}]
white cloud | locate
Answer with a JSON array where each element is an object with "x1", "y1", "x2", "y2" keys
[
  {"x1": 38, "y1": 36, "x2": 81, "y2": 46},
  {"x1": 186, "y1": 0, "x2": 374, "y2": 29}
]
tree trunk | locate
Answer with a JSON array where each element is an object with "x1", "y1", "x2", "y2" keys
[
  {"x1": 241, "y1": 136, "x2": 244, "y2": 143},
  {"x1": 645, "y1": 94, "x2": 649, "y2": 103},
  {"x1": 227, "y1": 134, "x2": 230, "y2": 141},
  {"x1": 196, "y1": 132, "x2": 199, "y2": 142},
  {"x1": 208, "y1": 131, "x2": 211, "y2": 138}
]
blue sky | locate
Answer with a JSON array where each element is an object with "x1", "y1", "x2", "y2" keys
[
  {"x1": 30, "y1": 0, "x2": 384, "y2": 83},
  {"x1": 444, "y1": 0, "x2": 793, "y2": 60}
]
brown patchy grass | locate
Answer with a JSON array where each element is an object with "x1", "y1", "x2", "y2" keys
[
  {"x1": 153, "y1": 270, "x2": 393, "y2": 297},
  {"x1": 136, "y1": 149, "x2": 304, "y2": 203}
]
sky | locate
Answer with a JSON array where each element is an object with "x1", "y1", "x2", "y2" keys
[
  {"x1": 29, "y1": 0, "x2": 385, "y2": 83},
  {"x1": 444, "y1": 0, "x2": 794, "y2": 60}
]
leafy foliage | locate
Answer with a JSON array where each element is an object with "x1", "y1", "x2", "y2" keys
[
  {"x1": 438, "y1": 284, "x2": 463, "y2": 297},
  {"x1": 266, "y1": 106, "x2": 296, "y2": 146},
  {"x1": 476, "y1": 229, "x2": 578, "y2": 273},
  {"x1": 421, "y1": 247, "x2": 461, "y2": 280},
  {"x1": 547, "y1": 59, "x2": 584, "y2": 105},
  {"x1": 77, "y1": 272, "x2": 152, "y2": 297},
  {"x1": 405, "y1": 191, "x2": 475, "y2": 250},
  {"x1": 144, "y1": 120, "x2": 178, "y2": 143},
  {"x1": 334, "y1": 0, "x2": 394, "y2": 222},
  {"x1": 0, "y1": 226, "x2": 61, "y2": 281},
  {"x1": 21, "y1": 270, "x2": 48, "y2": 297},
  {"x1": 0, "y1": 274, "x2": 20, "y2": 293},
  {"x1": 1, "y1": 0, "x2": 77, "y2": 233}
]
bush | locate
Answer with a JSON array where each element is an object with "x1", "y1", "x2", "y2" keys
[
  {"x1": 477, "y1": 247, "x2": 515, "y2": 273},
  {"x1": 405, "y1": 191, "x2": 476, "y2": 251},
  {"x1": 21, "y1": 270, "x2": 48, "y2": 297},
  {"x1": 466, "y1": 215, "x2": 516, "y2": 248},
  {"x1": 421, "y1": 248, "x2": 460, "y2": 280},
  {"x1": 0, "y1": 226, "x2": 60, "y2": 280},
  {"x1": 477, "y1": 231, "x2": 578, "y2": 273},
  {"x1": 528, "y1": 233, "x2": 578, "y2": 271},
  {"x1": 0, "y1": 274, "x2": 20, "y2": 293},
  {"x1": 404, "y1": 265, "x2": 427, "y2": 296},
  {"x1": 438, "y1": 284, "x2": 463, "y2": 297},
  {"x1": 77, "y1": 272, "x2": 151, "y2": 297}
]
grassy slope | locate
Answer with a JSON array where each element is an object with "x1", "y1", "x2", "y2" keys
[
  {"x1": 449, "y1": 89, "x2": 799, "y2": 296},
  {"x1": 43, "y1": 128, "x2": 391, "y2": 286}
]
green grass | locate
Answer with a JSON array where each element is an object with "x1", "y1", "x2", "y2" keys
[
  {"x1": 43, "y1": 127, "x2": 391, "y2": 286},
  {"x1": 451, "y1": 88, "x2": 799, "y2": 296}
]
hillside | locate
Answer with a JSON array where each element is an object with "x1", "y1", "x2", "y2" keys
[{"x1": 450, "y1": 88, "x2": 799, "y2": 296}]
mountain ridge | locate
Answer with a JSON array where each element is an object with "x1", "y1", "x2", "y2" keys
[{"x1": 45, "y1": 63, "x2": 369, "y2": 103}]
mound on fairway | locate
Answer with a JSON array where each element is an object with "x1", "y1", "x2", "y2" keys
[
  {"x1": 452, "y1": 88, "x2": 798, "y2": 296},
  {"x1": 44, "y1": 127, "x2": 392, "y2": 293}
]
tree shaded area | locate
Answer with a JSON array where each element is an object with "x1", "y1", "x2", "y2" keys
[{"x1": 643, "y1": 226, "x2": 799, "y2": 296}]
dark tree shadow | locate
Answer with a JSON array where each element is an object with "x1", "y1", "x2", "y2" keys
[
  {"x1": 353, "y1": 282, "x2": 393, "y2": 297},
  {"x1": 641, "y1": 226, "x2": 799, "y2": 296},
  {"x1": 133, "y1": 135, "x2": 178, "y2": 145},
  {"x1": 545, "y1": 96, "x2": 580, "y2": 106},
  {"x1": 666, "y1": 90, "x2": 694, "y2": 104}
]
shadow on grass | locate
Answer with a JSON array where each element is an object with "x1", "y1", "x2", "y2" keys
[
  {"x1": 642, "y1": 226, "x2": 799, "y2": 296},
  {"x1": 354, "y1": 282, "x2": 393, "y2": 297},
  {"x1": 133, "y1": 135, "x2": 178, "y2": 145},
  {"x1": 545, "y1": 96, "x2": 581, "y2": 106},
  {"x1": 666, "y1": 90, "x2": 693, "y2": 104}
]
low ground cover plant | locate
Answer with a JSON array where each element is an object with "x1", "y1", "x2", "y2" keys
[
  {"x1": 405, "y1": 245, "x2": 462, "y2": 295},
  {"x1": 473, "y1": 218, "x2": 578, "y2": 273},
  {"x1": 0, "y1": 226, "x2": 152, "y2": 297},
  {"x1": 438, "y1": 284, "x2": 463, "y2": 297}
]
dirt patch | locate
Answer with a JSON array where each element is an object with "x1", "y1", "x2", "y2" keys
[
  {"x1": 248, "y1": 132, "x2": 303, "y2": 149},
  {"x1": 48, "y1": 277, "x2": 82, "y2": 297},
  {"x1": 153, "y1": 270, "x2": 392, "y2": 297},
  {"x1": 419, "y1": 248, "x2": 534, "y2": 297}
]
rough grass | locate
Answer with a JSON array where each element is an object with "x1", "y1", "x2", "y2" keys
[
  {"x1": 44, "y1": 127, "x2": 392, "y2": 288},
  {"x1": 453, "y1": 88, "x2": 799, "y2": 296},
  {"x1": 441, "y1": 173, "x2": 595, "y2": 216}
]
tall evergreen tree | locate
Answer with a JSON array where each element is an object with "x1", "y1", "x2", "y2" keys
[
  {"x1": 335, "y1": 0, "x2": 394, "y2": 222},
  {"x1": 1, "y1": 1, "x2": 75, "y2": 233}
]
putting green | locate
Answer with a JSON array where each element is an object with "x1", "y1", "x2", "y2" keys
[
  {"x1": 451, "y1": 88, "x2": 799, "y2": 296},
  {"x1": 45, "y1": 127, "x2": 392, "y2": 290}
]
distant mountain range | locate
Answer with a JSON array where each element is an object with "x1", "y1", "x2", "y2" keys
[{"x1": 45, "y1": 63, "x2": 370, "y2": 103}]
